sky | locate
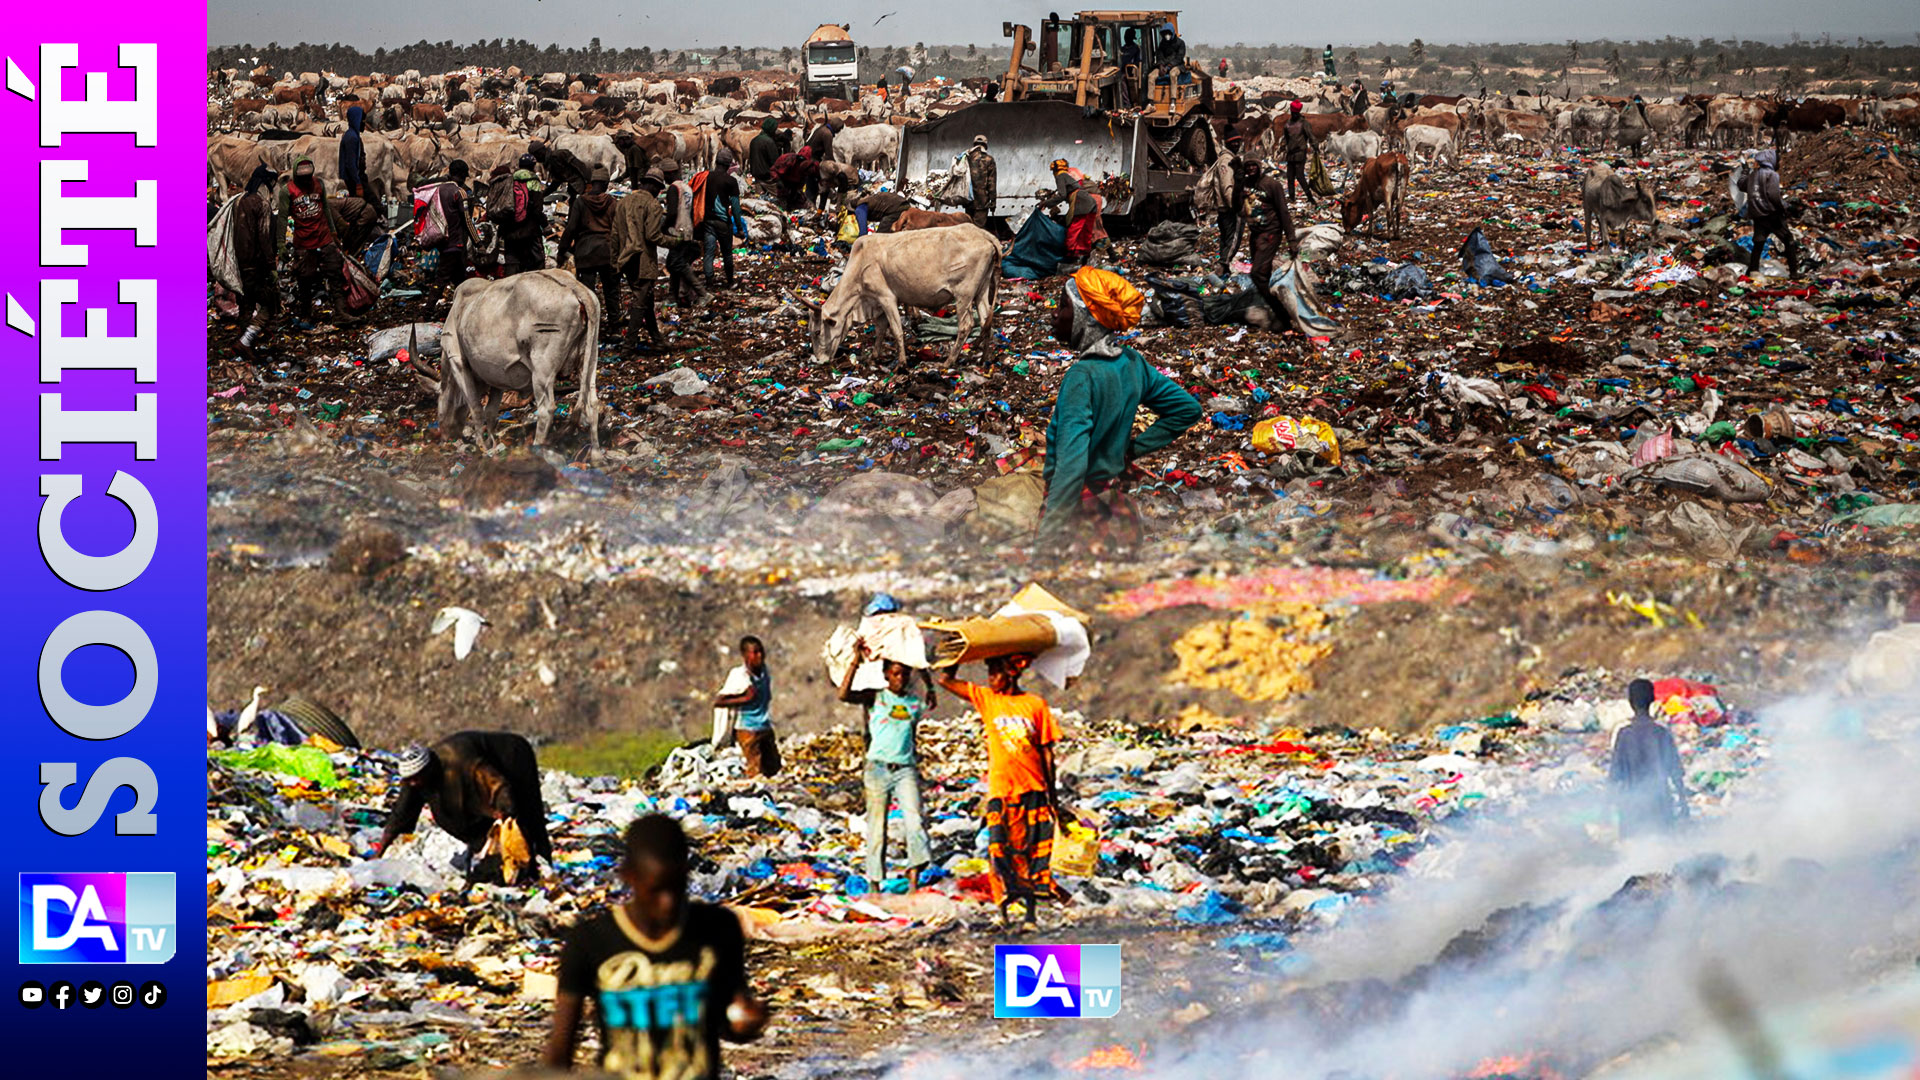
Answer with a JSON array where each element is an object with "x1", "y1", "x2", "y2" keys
[{"x1": 208, "y1": 1, "x2": 1917, "y2": 52}]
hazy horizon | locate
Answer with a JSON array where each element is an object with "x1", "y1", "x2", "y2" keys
[{"x1": 208, "y1": 1, "x2": 1917, "y2": 53}]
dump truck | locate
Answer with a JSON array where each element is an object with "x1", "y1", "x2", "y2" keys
[
  {"x1": 800, "y1": 24, "x2": 860, "y2": 103},
  {"x1": 896, "y1": 10, "x2": 1236, "y2": 226}
]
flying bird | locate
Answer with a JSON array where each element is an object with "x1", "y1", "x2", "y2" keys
[
  {"x1": 874, "y1": 11, "x2": 897, "y2": 25},
  {"x1": 431, "y1": 606, "x2": 490, "y2": 660}
]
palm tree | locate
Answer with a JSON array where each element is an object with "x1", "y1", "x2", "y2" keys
[
  {"x1": 780, "y1": 46, "x2": 794, "y2": 67},
  {"x1": 1382, "y1": 52, "x2": 1394, "y2": 78},
  {"x1": 1678, "y1": 52, "x2": 1697, "y2": 90},
  {"x1": 967, "y1": 43, "x2": 977, "y2": 58},
  {"x1": 1606, "y1": 47, "x2": 1624, "y2": 81},
  {"x1": 1657, "y1": 55, "x2": 1672, "y2": 88},
  {"x1": 1344, "y1": 49, "x2": 1359, "y2": 74},
  {"x1": 1409, "y1": 38, "x2": 1426, "y2": 66},
  {"x1": 1300, "y1": 46, "x2": 1315, "y2": 72},
  {"x1": 1468, "y1": 58, "x2": 1485, "y2": 90}
]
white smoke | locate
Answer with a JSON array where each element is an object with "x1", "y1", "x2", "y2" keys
[{"x1": 893, "y1": 689, "x2": 1920, "y2": 1080}]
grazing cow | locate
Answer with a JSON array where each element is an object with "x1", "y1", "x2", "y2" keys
[
  {"x1": 1322, "y1": 129, "x2": 1383, "y2": 167},
  {"x1": 1474, "y1": 107, "x2": 1551, "y2": 155},
  {"x1": 708, "y1": 76, "x2": 743, "y2": 97},
  {"x1": 1774, "y1": 100, "x2": 1845, "y2": 146},
  {"x1": 411, "y1": 103, "x2": 448, "y2": 126},
  {"x1": 1883, "y1": 106, "x2": 1920, "y2": 135},
  {"x1": 1300, "y1": 112, "x2": 1368, "y2": 140},
  {"x1": 410, "y1": 271, "x2": 603, "y2": 452},
  {"x1": 1417, "y1": 94, "x2": 1466, "y2": 108},
  {"x1": 1643, "y1": 102, "x2": 1703, "y2": 149},
  {"x1": 889, "y1": 208, "x2": 974, "y2": 231},
  {"x1": 1553, "y1": 104, "x2": 1618, "y2": 146},
  {"x1": 1581, "y1": 164, "x2": 1657, "y2": 248},
  {"x1": 1340, "y1": 153, "x2": 1407, "y2": 239},
  {"x1": 1402, "y1": 124, "x2": 1456, "y2": 168},
  {"x1": 830, "y1": 122, "x2": 901, "y2": 170},
  {"x1": 1707, "y1": 97, "x2": 1770, "y2": 147},
  {"x1": 804, "y1": 226, "x2": 1001, "y2": 369}
]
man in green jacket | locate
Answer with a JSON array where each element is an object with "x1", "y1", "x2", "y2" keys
[
  {"x1": 1039, "y1": 267, "x2": 1202, "y2": 544},
  {"x1": 747, "y1": 116, "x2": 785, "y2": 186}
]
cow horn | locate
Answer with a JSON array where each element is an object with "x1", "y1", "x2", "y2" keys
[{"x1": 797, "y1": 296, "x2": 823, "y2": 312}]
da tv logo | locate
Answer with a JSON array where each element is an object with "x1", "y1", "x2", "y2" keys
[
  {"x1": 994, "y1": 944, "x2": 1122, "y2": 1018},
  {"x1": 18, "y1": 873, "x2": 176, "y2": 964}
]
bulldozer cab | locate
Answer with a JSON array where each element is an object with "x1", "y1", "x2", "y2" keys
[{"x1": 1001, "y1": 10, "x2": 1205, "y2": 124}]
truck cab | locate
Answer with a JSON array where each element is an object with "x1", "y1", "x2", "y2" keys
[{"x1": 802, "y1": 24, "x2": 859, "y2": 103}]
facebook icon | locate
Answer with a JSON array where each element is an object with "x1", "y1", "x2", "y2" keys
[{"x1": 994, "y1": 944, "x2": 1122, "y2": 1018}]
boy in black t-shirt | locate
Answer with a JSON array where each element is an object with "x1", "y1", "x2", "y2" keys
[{"x1": 542, "y1": 815, "x2": 768, "y2": 1079}]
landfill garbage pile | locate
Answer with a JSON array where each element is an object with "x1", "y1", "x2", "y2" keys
[
  {"x1": 209, "y1": 127, "x2": 1920, "y2": 570},
  {"x1": 205, "y1": 665, "x2": 1780, "y2": 1076}
]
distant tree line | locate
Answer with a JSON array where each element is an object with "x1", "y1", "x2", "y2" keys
[
  {"x1": 208, "y1": 38, "x2": 1011, "y2": 80},
  {"x1": 212, "y1": 34, "x2": 1917, "y2": 96}
]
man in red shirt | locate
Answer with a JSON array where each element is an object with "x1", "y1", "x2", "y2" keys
[{"x1": 275, "y1": 156, "x2": 347, "y2": 322}]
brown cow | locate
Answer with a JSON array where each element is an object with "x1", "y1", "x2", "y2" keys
[
  {"x1": 1340, "y1": 153, "x2": 1407, "y2": 239},
  {"x1": 1417, "y1": 94, "x2": 1465, "y2": 107},
  {"x1": 232, "y1": 97, "x2": 268, "y2": 118},
  {"x1": 1301, "y1": 112, "x2": 1367, "y2": 140},
  {"x1": 1885, "y1": 106, "x2": 1920, "y2": 135},
  {"x1": 411, "y1": 103, "x2": 448, "y2": 125},
  {"x1": 273, "y1": 85, "x2": 315, "y2": 107},
  {"x1": 889, "y1": 208, "x2": 974, "y2": 231}
]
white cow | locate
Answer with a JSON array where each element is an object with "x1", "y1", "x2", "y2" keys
[
  {"x1": 1403, "y1": 124, "x2": 1457, "y2": 168},
  {"x1": 412, "y1": 271, "x2": 603, "y2": 452}
]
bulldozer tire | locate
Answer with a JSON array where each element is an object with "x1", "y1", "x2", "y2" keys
[{"x1": 276, "y1": 696, "x2": 362, "y2": 749}]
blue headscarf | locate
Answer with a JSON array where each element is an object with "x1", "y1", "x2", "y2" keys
[{"x1": 863, "y1": 593, "x2": 902, "y2": 617}]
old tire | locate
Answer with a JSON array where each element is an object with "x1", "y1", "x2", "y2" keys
[{"x1": 276, "y1": 696, "x2": 362, "y2": 749}]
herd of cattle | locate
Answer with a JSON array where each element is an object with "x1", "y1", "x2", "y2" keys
[
  {"x1": 206, "y1": 64, "x2": 974, "y2": 208},
  {"x1": 1231, "y1": 85, "x2": 1920, "y2": 172},
  {"x1": 208, "y1": 61, "x2": 1920, "y2": 214},
  {"x1": 206, "y1": 63, "x2": 1917, "y2": 456}
]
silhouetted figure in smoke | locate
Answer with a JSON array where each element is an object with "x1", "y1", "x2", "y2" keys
[{"x1": 1609, "y1": 678, "x2": 1690, "y2": 837}]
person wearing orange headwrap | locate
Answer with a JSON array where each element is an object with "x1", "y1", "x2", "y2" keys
[{"x1": 1038, "y1": 267, "x2": 1202, "y2": 545}]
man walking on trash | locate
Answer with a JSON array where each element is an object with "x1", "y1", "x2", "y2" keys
[
  {"x1": 1039, "y1": 267, "x2": 1203, "y2": 545},
  {"x1": 1609, "y1": 679, "x2": 1690, "y2": 838},
  {"x1": 613, "y1": 165, "x2": 672, "y2": 354},
  {"x1": 230, "y1": 165, "x2": 280, "y2": 363},
  {"x1": 278, "y1": 156, "x2": 349, "y2": 325},
  {"x1": 1743, "y1": 150, "x2": 1802, "y2": 280},
  {"x1": 965, "y1": 134, "x2": 997, "y2": 229},
  {"x1": 1232, "y1": 155, "x2": 1302, "y2": 329},
  {"x1": 839, "y1": 634, "x2": 935, "y2": 891},
  {"x1": 939, "y1": 654, "x2": 1065, "y2": 927},
  {"x1": 374, "y1": 731, "x2": 554, "y2": 882},
  {"x1": 1281, "y1": 101, "x2": 1320, "y2": 206}
]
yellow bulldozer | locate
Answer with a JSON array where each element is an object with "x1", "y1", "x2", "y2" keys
[{"x1": 897, "y1": 11, "x2": 1238, "y2": 226}]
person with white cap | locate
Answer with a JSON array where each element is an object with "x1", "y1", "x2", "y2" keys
[
  {"x1": 964, "y1": 134, "x2": 997, "y2": 229},
  {"x1": 375, "y1": 731, "x2": 553, "y2": 880}
]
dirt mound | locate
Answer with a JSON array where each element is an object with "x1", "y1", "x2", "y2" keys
[{"x1": 1788, "y1": 127, "x2": 1917, "y2": 197}]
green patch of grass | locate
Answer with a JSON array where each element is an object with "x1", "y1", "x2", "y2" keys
[{"x1": 541, "y1": 730, "x2": 687, "y2": 780}]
